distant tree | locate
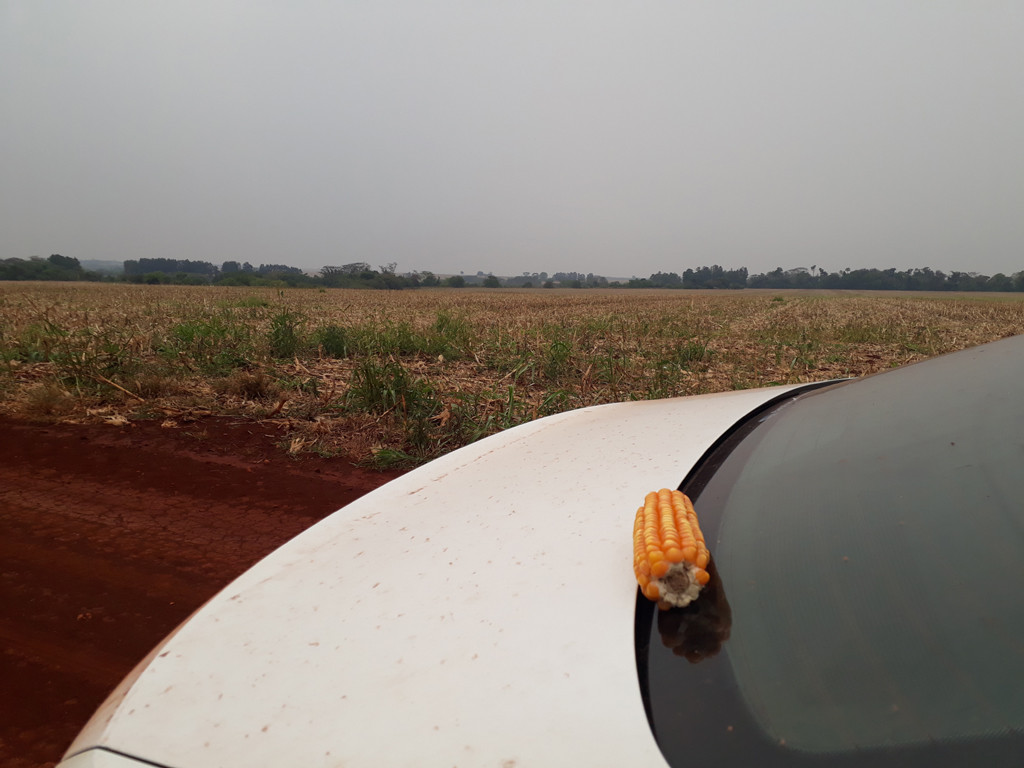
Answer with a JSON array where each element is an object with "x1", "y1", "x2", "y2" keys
[
  {"x1": 379, "y1": 270, "x2": 406, "y2": 290},
  {"x1": 0, "y1": 255, "x2": 84, "y2": 281},
  {"x1": 683, "y1": 265, "x2": 747, "y2": 289},
  {"x1": 124, "y1": 258, "x2": 216, "y2": 279},
  {"x1": 175, "y1": 272, "x2": 209, "y2": 286},
  {"x1": 648, "y1": 271, "x2": 682, "y2": 288},
  {"x1": 257, "y1": 263, "x2": 304, "y2": 275},
  {"x1": 319, "y1": 266, "x2": 343, "y2": 282},
  {"x1": 482, "y1": 275, "x2": 501, "y2": 288},
  {"x1": 445, "y1": 275, "x2": 466, "y2": 288},
  {"x1": 742, "y1": 265, "x2": 1004, "y2": 291},
  {"x1": 747, "y1": 267, "x2": 788, "y2": 289},
  {"x1": 987, "y1": 273, "x2": 1013, "y2": 292},
  {"x1": 48, "y1": 253, "x2": 80, "y2": 271},
  {"x1": 216, "y1": 273, "x2": 258, "y2": 286},
  {"x1": 553, "y1": 271, "x2": 586, "y2": 284},
  {"x1": 320, "y1": 265, "x2": 371, "y2": 286},
  {"x1": 0, "y1": 258, "x2": 30, "y2": 280}
]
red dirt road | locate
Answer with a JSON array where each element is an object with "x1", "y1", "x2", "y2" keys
[{"x1": 0, "y1": 417, "x2": 404, "y2": 768}]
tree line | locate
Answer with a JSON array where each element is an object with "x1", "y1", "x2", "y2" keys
[
  {"x1": 0, "y1": 254, "x2": 106, "y2": 282},
  {"x1": 2, "y1": 255, "x2": 1023, "y2": 292}
]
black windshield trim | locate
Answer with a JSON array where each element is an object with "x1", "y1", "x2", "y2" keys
[{"x1": 678, "y1": 379, "x2": 843, "y2": 495}]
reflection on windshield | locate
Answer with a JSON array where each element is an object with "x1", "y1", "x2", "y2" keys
[{"x1": 656, "y1": 561, "x2": 732, "y2": 663}]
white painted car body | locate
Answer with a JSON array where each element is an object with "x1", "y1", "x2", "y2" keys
[{"x1": 60, "y1": 383, "x2": 812, "y2": 768}]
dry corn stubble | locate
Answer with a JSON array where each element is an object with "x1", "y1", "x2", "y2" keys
[{"x1": 2, "y1": 282, "x2": 1023, "y2": 463}]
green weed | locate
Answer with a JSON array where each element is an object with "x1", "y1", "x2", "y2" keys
[
  {"x1": 368, "y1": 447, "x2": 420, "y2": 469},
  {"x1": 431, "y1": 310, "x2": 472, "y2": 358},
  {"x1": 543, "y1": 339, "x2": 573, "y2": 380},
  {"x1": 269, "y1": 311, "x2": 304, "y2": 359},
  {"x1": 312, "y1": 325, "x2": 351, "y2": 358},
  {"x1": 165, "y1": 316, "x2": 253, "y2": 374},
  {"x1": 670, "y1": 339, "x2": 712, "y2": 369}
]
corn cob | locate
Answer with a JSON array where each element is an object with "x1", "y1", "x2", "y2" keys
[{"x1": 633, "y1": 489, "x2": 710, "y2": 609}]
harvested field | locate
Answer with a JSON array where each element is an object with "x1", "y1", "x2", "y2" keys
[{"x1": 3, "y1": 282, "x2": 1024, "y2": 465}]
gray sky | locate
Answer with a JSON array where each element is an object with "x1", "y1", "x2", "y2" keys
[{"x1": 3, "y1": 1, "x2": 1023, "y2": 278}]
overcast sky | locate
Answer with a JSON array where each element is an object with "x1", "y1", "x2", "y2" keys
[{"x1": 3, "y1": 2, "x2": 1023, "y2": 278}]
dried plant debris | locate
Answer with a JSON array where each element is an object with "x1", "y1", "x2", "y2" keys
[{"x1": 2, "y1": 283, "x2": 1022, "y2": 464}]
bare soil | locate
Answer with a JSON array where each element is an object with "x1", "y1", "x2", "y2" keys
[{"x1": 0, "y1": 416, "x2": 404, "y2": 768}]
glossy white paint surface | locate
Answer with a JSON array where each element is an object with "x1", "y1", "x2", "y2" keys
[{"x1": 63, "y1": 384, "x2": 807, "y2": 768}]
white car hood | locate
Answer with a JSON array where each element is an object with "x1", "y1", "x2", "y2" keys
[{"x1": 64, "y1": 384, "x2": 805, "y2": 768}]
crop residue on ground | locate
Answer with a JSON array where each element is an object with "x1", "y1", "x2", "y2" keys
[{"x1": 2, "y1": 283, "x2": 1022, "y2": 465}]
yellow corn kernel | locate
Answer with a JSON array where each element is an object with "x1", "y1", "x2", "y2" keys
[{"x1": 632, "y1": 488, "x2": 712, "y2": 603}]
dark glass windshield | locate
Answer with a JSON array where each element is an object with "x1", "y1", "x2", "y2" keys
[{"x1": 640, "y1": 335, "x2": 1024, "y2": 767}]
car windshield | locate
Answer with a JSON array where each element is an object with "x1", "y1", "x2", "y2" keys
[{"x1": 638, "y1": 336, "x2": 1024, "y2": 767}]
